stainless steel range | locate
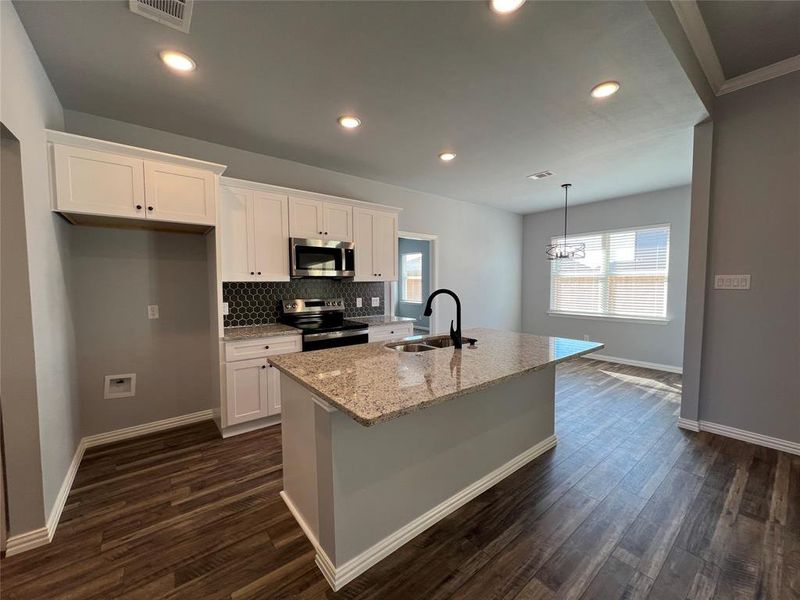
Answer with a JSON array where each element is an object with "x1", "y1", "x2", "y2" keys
[{"x1": 280, "y1": 298, "x2": 368, "y2": 352}]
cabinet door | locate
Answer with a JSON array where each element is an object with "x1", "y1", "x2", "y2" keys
[
  {"x1": 144, "y1": 161, "x2": 216, "y2": 226},
  {"x1": 252, "y1": 191, "x2": 290, "y2": 281},
  {"x1": 219, "y1": 186, "x2": 255, "y2": 281},
  {"x1": 225, "y1": 358, "x2": 269, "y2": 425},
  {"x1": 373, "y1": 212, "x2": 398, "y2": 281},
  {"x1": 288, "y1": 197, "x2": 323, "y2": 238},
  {"x1": 353, "y1": 208, "x2": 376, "y2": 281},
  {"x1": 53, "y1": 145, "x2": 145, "y2": 218},
  {"x1": 322, "y1": 202, "x2": 353, "y2": 241},
  {"x1": 267, "y1": 364, "x2": 281, "y2": 415}
]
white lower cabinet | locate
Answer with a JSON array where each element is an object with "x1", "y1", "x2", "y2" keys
[
  {"x1": 222, "y1": 334, "x2": 301, "y2": 428},
  {"x1": 368, "y1": 322, "x2": 414, "y2": 343}
]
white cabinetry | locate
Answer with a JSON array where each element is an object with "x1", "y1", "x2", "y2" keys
[
  {"x1": 354, "y1": 208, "x2": 398, "y2": 281},
  {"x1": 289, "y1": 197, "x2": 353, "y2": 241},
  {"x1": 222, "y1": 334, "x2": 301, "y2": 428},
  {"x1": 367, "y1": 322, "x2": 414, "y2": 343},
  {"x1": 48, "y1": 131, "x2": 225, "y2": 228},
  {"x1": 219, "y1": 183, "x2": 290, "y2": 282}
]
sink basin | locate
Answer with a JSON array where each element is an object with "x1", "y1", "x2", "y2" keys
[
  {"x1": 388, "y1": 342, "x2": 437, "y2": 353},
  {"x1": 422, "y1": 335, "x2": 478, "y2": 348}
]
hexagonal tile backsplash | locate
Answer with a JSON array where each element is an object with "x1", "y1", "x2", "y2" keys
[{"x1": 222, "y1": 281, "x2": 386, "y2": 327}]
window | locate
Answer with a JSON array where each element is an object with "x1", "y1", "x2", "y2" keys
[
  {"x1": 400, "y1": 252, "x2": 423, "y2": 303},
  {"x1": 549, "y1": 225, "x2": 670, "y2": 320}
]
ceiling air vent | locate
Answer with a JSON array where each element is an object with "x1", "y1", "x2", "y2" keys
[
  {"x1": 129, "y1": 0, "x2": 194, "y2": 33},
  {"x1": 527, "y1": 170, "x2": 554, "y2": 180}
]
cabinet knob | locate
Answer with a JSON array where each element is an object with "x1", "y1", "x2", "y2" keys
[
  {"x1": 250, "y1": 272, "x2": 255, "y2": 275},
  {"x1": 257, "y1": 271, "x2": 261, "y2": 275},
  {"x1": 318, "y1": 231, "x2": 323, "y2": 235},
  {"x1": 265, "y1": 345, "x2": 270, "y2": 349},
  {"x1": 390, "y1": 331, "x2": 394, "y2": 334},
  {"x1": 136, "y1": 204, "x2": 142, "y2": 210},
  {"x1": 261, "y1": 365, "x2": 266, "y2": 369},
  {"x1": 324, "y1": 231, "x2": 328, "y2": 235}
]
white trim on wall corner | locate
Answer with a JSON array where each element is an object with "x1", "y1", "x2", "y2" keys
[
  {"x1": 716, "y1": 55, "x2": 800, "y2": 96},
  {"x1": 588, "y1": 353, "x2": 683, "y2": 374},
  {"x1": 4, "y1": 409, "x2": 214, "y2": 556},
  {"x1": 283, "y1": 435, "x2": 558, "y2": 591},
  {"x1": 677, "y1": 418, "x2": 799, "y2": 456}
]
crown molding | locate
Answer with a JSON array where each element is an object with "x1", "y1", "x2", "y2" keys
[{"x1": 670, "y1": 1, "x2": 800, "y2": 97}]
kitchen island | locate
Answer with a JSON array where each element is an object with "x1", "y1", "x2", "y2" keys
[{"x1": 268, "y1": 328, "x2": 603, "y2": 590}]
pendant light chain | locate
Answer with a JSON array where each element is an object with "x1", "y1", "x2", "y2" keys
[{"x1": 545, "y1": 183, "x2": 585, "y2": 260}]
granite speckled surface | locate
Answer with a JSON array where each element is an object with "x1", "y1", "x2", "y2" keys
[
  {"x1": 269, "y1": 328, "x2": 603, "y2": 426},
  {"x1": 354, "y1": 315, "x2": 416, "y2": 326},
  {"x1": 222, "y1": 323, "x2": 300, "y2": 341}
]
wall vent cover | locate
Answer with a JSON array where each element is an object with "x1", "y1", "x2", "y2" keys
[
  {"x1": 129, "y1": 0, "x2": 194, "y2": 33},
  {"x1": 527, "y1": 170, "x2": 554, "y2": 180}
]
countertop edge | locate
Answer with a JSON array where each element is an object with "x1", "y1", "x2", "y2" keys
[{"x1": 269, "y1": 343, "x2": 604, "y2": 427}]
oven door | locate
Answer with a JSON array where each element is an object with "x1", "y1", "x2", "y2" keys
[
  {"x1": 303, "y1": 329, "x2": 369, "y2": 352},
  {"x1": 290, "y1": 238, "x2": 355, "y2": 278}
]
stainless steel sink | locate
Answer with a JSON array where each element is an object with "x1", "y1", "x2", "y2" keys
[
  {"x1": 385, "y1": 335, "x2": 477, "y2": 352},
  {"x1": 388, "y1": 342, "x2": 437, "y2": 353}
]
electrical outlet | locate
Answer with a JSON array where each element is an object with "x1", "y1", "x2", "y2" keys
[
  {"x1": 371, "y1": 297, "x2": 380, "y2": 307},
  {"x1": 356, "y1": 298, "x2": 363, "y2": 308},
  {"x1": 714, "y1": 274, "x2": 751, "y2": 290},
  {"x1": 222, "y1": 302, "x2": 229, "y2": 316},
  {"x1": 147, "y1": 304, "x2": 160, "y2": 319}
]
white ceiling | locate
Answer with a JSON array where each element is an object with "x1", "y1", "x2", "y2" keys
[{"x1": 14, "y1": 1, "x2": 707, "y2": 213}]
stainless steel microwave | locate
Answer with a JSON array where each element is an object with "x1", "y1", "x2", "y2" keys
[{"x1": 290, "y1": 238, "x2": 355, "y2": 278}]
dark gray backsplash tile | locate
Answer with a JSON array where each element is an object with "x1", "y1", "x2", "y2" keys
[{"x1": 223, "y1": 280, "x2": 385, "y2": 327}]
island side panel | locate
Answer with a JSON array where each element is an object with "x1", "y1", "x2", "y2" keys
[{"x1": 328, "y1": 365, "x2": 556, "y2": 566}]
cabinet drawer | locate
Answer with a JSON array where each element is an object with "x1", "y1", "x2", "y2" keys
[
  {"x1": 225, "y1": 335, "x2": 301, "y2": 362},
  {"x1": 368, "y1": 323, "x2": 414, "y2": 343}
]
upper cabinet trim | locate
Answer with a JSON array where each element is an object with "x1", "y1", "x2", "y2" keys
[
  {"x1": 220, "y1": 176, "x2": 402, "y2": 214},
  {"x1": 45, "y1": 130, "x2": 228, "y2": 175}
]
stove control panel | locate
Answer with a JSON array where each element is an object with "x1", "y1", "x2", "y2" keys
[{"x1": 281, "y1": 298, "x2": 344, "y2": 314}]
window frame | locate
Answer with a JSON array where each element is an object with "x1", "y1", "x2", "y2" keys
[
  {"x1": 548, "y1": 223, "x2": 672, "y2": 323},
  {"x1": 399, "y1": 251, "x2": 424, "y2": 304}
]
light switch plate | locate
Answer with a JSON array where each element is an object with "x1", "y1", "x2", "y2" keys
[
  {"x1": 356, "y1": 298, "x2": 363, "y2": 308},
  {"x1": 714, "y1": 274, "x2": 751, "y2": 290},
  {"x1": 147, "y1": 304, "x2": 160, "y2": 319},
  {"x1": 222, "y1": 302, "x2": 229, "y2": 316},
  {"x1": 371, "y1": 297, "x2": 380, "y2": 307}
]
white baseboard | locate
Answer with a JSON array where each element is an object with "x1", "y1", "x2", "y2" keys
[
  {"x1": 284, "y1": 434, "x2": 558, "y2": 591},
  {"x1": 83, "y1": 409, "x2": 214, "y2": 448},
  {"x1": 588, "y1": 353, "x2": 683, "y2": 374},
  {"x1": 679, "y1": 419, "x2": 799, "y2": 456},
  {"x1": 5, "y1": 409, "x2": 215, "y2": 556}
]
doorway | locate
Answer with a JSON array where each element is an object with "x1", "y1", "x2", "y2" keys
[{"x1": 392, "y1": 232, "x2": 437, "y2": 335}]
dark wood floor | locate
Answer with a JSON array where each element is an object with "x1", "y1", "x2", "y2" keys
[{"x1": 2, "y1": 359, "x2": 798, "y2": 599}]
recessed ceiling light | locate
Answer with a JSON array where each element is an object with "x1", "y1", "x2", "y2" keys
[
  {"x1": 439, "y1": 152, "x2": 456, "y2": 162},
  {"x1": 490, "y1": 0, "x2": 526, "y2": 14},
  {"x1": 527, "y1": 170, "x2": 554, "y2": 180},
  {"x1": 159, "y1": 50, "x2": 196, "y2": 72},
  {"x1": 590, "y1": 81, "x2": 620, "y2": 98},
  {"x1": 338, "y1": 115, "x2": 361, "y2": 129}
]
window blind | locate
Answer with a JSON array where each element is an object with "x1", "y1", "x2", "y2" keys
[{"x1": 550, "y1": 225, "x2": 670, "y2": 319}]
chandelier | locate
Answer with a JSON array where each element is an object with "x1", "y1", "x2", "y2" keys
[{"x1": 546, "y1": 184, "x2": 585, "y2": 260}]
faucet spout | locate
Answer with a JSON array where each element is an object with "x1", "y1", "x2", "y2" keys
[{"x1": 422, "y1": 288, "x2": 462, "y2": 349}]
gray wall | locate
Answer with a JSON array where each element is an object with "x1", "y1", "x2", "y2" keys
[
  {"x1": 396, "y1": 238, "x2": 431, "y2": 328},
  {"x1": 1, "y1": 2, "x2": 80, "y2": 532},
  {"x1": 64, "y1": 110, "x2": 524, "y2": 335},
  {"x1": 522, "y1": 186, "x2": 690, "y2": 369},
  {"x1": 70, "y1": 227, "x2": 213, "y2": 436},
  {"x1": 698, "y1": 72, "x2": 800, "y2": 442}
]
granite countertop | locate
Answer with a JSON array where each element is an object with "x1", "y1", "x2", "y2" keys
[
  {"x1": 222, "y1": 323, "x2": 300, "y2": 341},
  {"x1": 353, "y1": 315, "x2": 416, "y2": 326},
  {"x1": 268, "y1": 328, "x2": 603, "y2": 426}
]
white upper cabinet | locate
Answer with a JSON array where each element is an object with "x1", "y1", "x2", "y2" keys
[
  {"x1": 53, "y1": 145, "x2": 146, "y2": 218},
  {"x1": 144, "y1": 162, "x2": 216, "y2": 226},
  {"x1": 289, "y1": 197, "x2": 324, "y2": 238},
  {"x1": 353, "y1": 208, "x2": 398, "y2": 281},
  {"x1": 252, "y1": 191, "x2": 290, "y2": 281},
  {"x1": 219, "y1": 183, "x2": 290, "y2": 282},
  {"x1": 289, "y1": 197, "x2": 353, "y2": 241},
  {"x1": 322, "y1": 202, "x2": 353, "y2": 241},
  {"x1": 219, "y1": 186, "x2": 254, "y2": 281},
  {"x1": 48, "y1": 131, "x2": 226, "y2": 229}
]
